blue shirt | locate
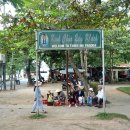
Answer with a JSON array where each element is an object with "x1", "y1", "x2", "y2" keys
[{"x1": 35, "y1": 87, "x2": 42, "y2": 100}]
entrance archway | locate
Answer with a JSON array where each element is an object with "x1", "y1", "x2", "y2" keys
[{"x1": 35, "y1": 29, "x2": 106, "y2": 112}]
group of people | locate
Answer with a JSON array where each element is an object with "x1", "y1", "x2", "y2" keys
[
  {"x1": 31, "y1": 80, "x2": 104, "y2": 113},
  {"x1": 47, "y1": 88, "x2": 66, "y2": 106},
  {"x1": 31, "y1": 80, "x2": 67, "y2": 113},
  {"x1": 67, "y1": 82, "x2": 104, "y2": 108},
  {"x1": 68, "y1": 82, "x2": 85, "y2": 107},
  {"x1": 87, "y1": 86, "x2": 104, "y2": 108},
  {"x1": 46, "y1": 82, "x2": 86, "y2": 107},
  {"x1": 46, "y1": 82, "x2": 104, "y2": 108}
]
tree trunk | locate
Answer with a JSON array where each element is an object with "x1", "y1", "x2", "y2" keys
[
  {"x1": 80, "y1": 50, "x2": 84, "y2": 68},
  {"x1": 3, "y1": 63, "x2": 6, "y2": 90},
  {"x1": 26, "y1": 59, "x2": 33, "y2": 86},
  {"x1": 10, "y1": 53, "x2": 14, "y2": 90},
  {"x1": 68, "y1": 50, "x2": 88, "y2": 94},
  {"x1": 110, "y1": 49, "x2": 114, "y2": 83}
]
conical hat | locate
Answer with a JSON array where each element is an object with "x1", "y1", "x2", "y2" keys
[
  {"x1": 55, "y1": 89, "x2": 62, "y2": 93},
  {"x1": 35, "y1": 81, "x2": 42, "y2": 86},
  {"x1": 89, "y1": 88, "x2": 93, "y2": 91}
]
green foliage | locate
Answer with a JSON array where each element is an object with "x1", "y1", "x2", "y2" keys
[
  {"x1": 0, "y1": 0, "x2": 34, "y2": 9},
  {"x1": 30, "y1": 113, "x2": 47, "y2": 119},
  {"x1": 88, "y1": 50, "x2": 102, "y2": 67},
  {"x1": 104, "y1": 27, "x2": 130, "y2": 68},
  {"x1": 96, "y1": 112, "x2": 129, "y2": 120},
  {"x1": 0, "y1": 0, "x2": 130, "y2": 79},
  {"x1": 89, "y1": 81, "x2": 99, "y2": 94},
  {"x1": 8, "y1": 0, "x2": 24, "y2": 8},
  {"x1": 41, "y1": 50, "x2": 65, "y2": 68},
  {"x1": 117, "y1": 87, "x2": 130, "y2": 95}
]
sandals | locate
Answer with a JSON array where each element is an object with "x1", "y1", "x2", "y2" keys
[
  {"x1": 43, "y1": 111, "x2": 47, "y2": 113},
  {"x1": 31, "y1": 111, "x2": 47, "y2": 113},
  {"x1": 31, "y1": 111, "x2": 36, "y2": 113}
]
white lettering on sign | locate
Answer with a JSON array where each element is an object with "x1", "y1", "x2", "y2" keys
[
  {"x1": 62, "y1": 34, "x2": 73, "y2": 44},
  {"x1": 51, "y1": 34, "x2": 61, "y2": 44},
  {"x1": 85, "y1": 34, "x2": 98, "y2": 44},
  {"x1": 74, "y1": 34, "x2": 83, "y2": 44},
  {"x1": 52, "y1": 45, "x2": 65, "y2": 48},
  {"x1": 85, "y1": 44, "x2": 96, "y2": 47},
  {"x1": 65, "y1": 44, "x2": 70, "y2": 47},
  {"x1": 52, "y1": 45, "x2": 57, "y2": 48},
  {"x1": 71, "y1": 44, "x2": 79, "y2": 47},
  {"x1": 79, "y1": 44, "x2": 84, "y2": 47},
  {"x1": 58, "y1": 45, "x2": 64, "y2": 47}
]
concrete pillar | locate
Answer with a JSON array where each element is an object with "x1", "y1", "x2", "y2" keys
[{"x1": 115, "y1": 70, "x2": 118, "y2": 81}]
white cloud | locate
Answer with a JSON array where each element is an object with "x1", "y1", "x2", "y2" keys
[
  {"x1": 0, "y1": 3, "x2": 15, "y2": 30},
  {"x1": 0, "y1": 2, "x2": 15, "y2": 15}
]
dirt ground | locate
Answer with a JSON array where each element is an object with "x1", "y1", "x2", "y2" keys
[{"x1": 0, "y1": 82, "x2": 130, "y2": 130}]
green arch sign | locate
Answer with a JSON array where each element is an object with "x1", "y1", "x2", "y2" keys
[{"x1": 36, "y1": 29, "x2": 102, "y2": 50}]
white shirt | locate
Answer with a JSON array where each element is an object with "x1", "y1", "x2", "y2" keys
[{"x1": 96, "y1": 89, "x2": 103, "y2": 99}]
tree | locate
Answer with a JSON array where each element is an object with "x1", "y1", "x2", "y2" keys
[{"x1": 0, "y1": 0, "x2": 130, "y2": 87}]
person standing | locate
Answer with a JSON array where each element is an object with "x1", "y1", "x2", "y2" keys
[{"x1": 31, "y1": 81, "x2": 47, "y2": 113}]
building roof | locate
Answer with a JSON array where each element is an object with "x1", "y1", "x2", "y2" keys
[{"x1": 113, "y1": 64, "x2": 130, "y2": 68}]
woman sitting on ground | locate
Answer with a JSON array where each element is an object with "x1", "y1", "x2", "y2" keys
[
  {"x1": 87, "y1": 88, "x2": 95, "y2": 106},
  {"x1": 77, "y1": 84, "x2": 85, "y2": 106},
  {"x1": 93, "y1": 86, "x2": 104, "y2": 108},
  {"x1": 55, "y1": 89, "x2": 66, "y2": 102},
  {"x1": 47, "y1": 90, "x2": 54, "y2": 106},
  {"x1": 68, "y1": 83, "x2": 78, "y2": 107}
]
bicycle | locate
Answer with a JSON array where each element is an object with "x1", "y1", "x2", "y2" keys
[{"x1": 0, "y1": 81, "x2": 4, "y2": 91}]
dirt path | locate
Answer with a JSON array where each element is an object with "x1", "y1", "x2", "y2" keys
[{"x1": 0, "y1": 82, "x2": 130, "y2": 130}]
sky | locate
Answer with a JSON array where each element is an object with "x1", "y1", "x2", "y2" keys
[
  {"x1": 0, "y1": 2, "x2": 15, "y2": 15},
  {"x1": 0, "y1": 3, "x2": 15, "y2": 30}
]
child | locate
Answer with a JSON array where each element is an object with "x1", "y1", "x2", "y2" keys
[
  {"x1": 87, "y1": 88, "x2": 95, "y2": 106},
  {"x1": 77, "y1": 85, "x2": 85, "y2": 106}
]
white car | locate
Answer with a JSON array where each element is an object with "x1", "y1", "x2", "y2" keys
[{"x1": 40, "y1": 71, "x2": 49, "y2": 82}]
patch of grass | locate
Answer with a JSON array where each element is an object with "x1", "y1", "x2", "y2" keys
[
  {"x1": 95, "y1": 112, "x2": 129, "y2": 120},
  {"x1": 117, "y1": 87, "x2": 130, "y2": 95},
  {"x1": 30, "y1": 114, "x2": 47, "y2": 119}
]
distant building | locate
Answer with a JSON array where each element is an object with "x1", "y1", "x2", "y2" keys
[{"x1": 112, "y1": 64, "x2": 130, "y2": 81}]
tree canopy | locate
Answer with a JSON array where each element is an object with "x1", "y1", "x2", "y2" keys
[{"x1": 0, "y1": 0, "x2": 130, "y2": 84}]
